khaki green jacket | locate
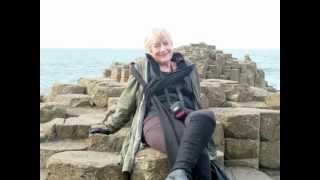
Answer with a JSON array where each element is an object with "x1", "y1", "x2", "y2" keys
[{"x1": 105, "y1": 57, "x2": 217, "y2": 172}]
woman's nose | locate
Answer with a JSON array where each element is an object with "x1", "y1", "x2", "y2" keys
[{"x1": 159, "y1": 44, "x2": 166, "y2": 51}]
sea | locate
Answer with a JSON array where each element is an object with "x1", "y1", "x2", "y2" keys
[{"x1": 40, "y1": 48, "x2": 280, "y2": 95}]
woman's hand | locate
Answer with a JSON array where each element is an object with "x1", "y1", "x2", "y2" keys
[
  {"x1": 89, "y1": 124, "x2": 112, "y2": 135},
  {"x1": 89, "y1": 127, "x2": 112, "y2": 135}
]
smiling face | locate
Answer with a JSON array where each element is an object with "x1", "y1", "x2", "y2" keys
[
  {"x1": 145, "y1": 29, "x2": 174, "y2": 65},
  {"x1": 150, "y1": 39, "x2": 173, "y2": 65}
]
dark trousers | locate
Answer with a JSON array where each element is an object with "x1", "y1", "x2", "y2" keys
[{"x1": 143, "y1": 110, "x2": 216, "y2": 180}]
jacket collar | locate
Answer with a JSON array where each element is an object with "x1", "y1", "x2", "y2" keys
[{"x1": 145, "y1": 52, "x2": 187, "y2": 73}]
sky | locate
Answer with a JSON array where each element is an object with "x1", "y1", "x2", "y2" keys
[{"x1": 40, "y1": 0, "x2": 280, "y2": 49}]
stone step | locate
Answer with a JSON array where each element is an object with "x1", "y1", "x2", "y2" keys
[
  {"x1": 200, "y1": 81, "x2": 226, "y2": 107},
  {"x1": 131, "y1": 148, "x2": 168, "y2": 180},
  {"x1": 40, "y1": 94, "x2": 45, "y2": 102},
  {"x1": 208, "y1": 107, "x2": 280, "y2": 140},
  {"x1": 223, "y1": 101, "x2": 269, "y2": 109},
  {"x1": 40, "y1": 118, "x2": 65, "y2": 142},
  {"x1": 51, "y1": 94, "x2": 93, "y2": 108},
  {"x1": 249, "y1": 86, "x2": 269, "y2": 101},
  {"x1": 209, "y1": 107, "x2": 261, "y2": 140},
  {"x1": 259, "y1": 141, "x2": 280, "y2": 169},
  {"x1": 91, "y1": 85, "x2": 126, "y2": 108},
  {"x1": 40, "y1": 139, "x2": 89, "y2": 169},
  {"x1": 40, "y1": 169, "x2": 48, "y2": 180},
  {"x1": 40, "y1": 112, "x2": 107, "y2": 140},
  {"x1": 202, "y1": 79, "x2": 238, "y2": 84},
  {"x1": 264, "y1": 92, "x2": 280, "y2": 110},
  {"x1": 40, "y1": 102, "x2": 67, "y2": 123},
  {"x1": 225, "y1": 138, "x2": 259, "y2": 160},
  {"x1": 78, "y1": 77, "x2": 119, "y2": 96},
  {"x1": 201, "y1": 79, "x2": 268, "y2": 103},
  {"x1": 213, "y1": 120, "x2": 225, "y2": 153},
  {"x1": 257, "y1": 109, "x2": 280, "y2": 142},
  {"x1": 47, "y1": 83, "x2": 86, "y2": 102},
  {"x1": 222, "y1": 83, "x2": 254, "y2": 102},
  {"x1": 40, "y1": 132, "x2": 46, "y2": 143},
  {"x1": 46, "y1": 151, "x2": 123, "y2": 180},
  {"x1": 224, "y1": 157, "x2": 259, "y2": 170},
  {"x1": 256, "y1": 109, "x2": 280, "y2": 170},
  {"x1": 261, "y1": 169, "x2": 280, "y2": 180},
  {"x1": 208, "y1": 107, "x2": 280, "y2": 169},
  {"x1": 225, "y1": 166, "x2": 273, "y2": 180},
  {"x1": 65, "y1": 107, "x2": 107, "y2": 118},
  {"x1": 88, "y1": 127, "x2": 129, "y2": 152},
  {"x1": 55, "y1": 113, "x2": 106, "y2": 139}
]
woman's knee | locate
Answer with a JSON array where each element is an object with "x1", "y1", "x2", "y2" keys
[
  {"x1": 185, "y1": 110, "x2": 216, "y2": 128},
  {"x1": 144, "y1": 129, "x2": 167, "y2": 153}
]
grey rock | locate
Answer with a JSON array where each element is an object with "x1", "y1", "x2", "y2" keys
[
  {"x1": 40, "y1": 169, "x2": 48, "y2": 180},
  {"x1": 230, "y1": 69, "x2": 240, "y2": 82},
  {"x1": 249, "y1": 87, "x2": 269, "y2": 101},
  {"x1": 40, "y1": 102, "x2": 67, "y2": 123},
  {"x1": 225, "y1": 159, "x2": 259, "y2": 169},
  {"x1": 259, "y1": 141, "x2": 280, "y2": 169},
  {"x1": 88, "y1": 128, "x2": 129, "y2": 152},
  {"x1": 200, "y1": 82, "x2": 226, "y2": 107},
  {"x1": 40, "y1": 139, "x2": 88, "y2": 169},
  {"x1": 40, "y1": 118, "x2": 65, "y2": 141},
  {"x1": 225, "y1": 138, "x2": 259, "y2": 159},
  {"x1": 66, "y1": 107, "x2": 106, "y2": 118},
  {"x1": 258, "y1": 109, "x2": 280, "y2": 141},
  {"x1": 255, "y1": 69, "x2": 267, "y2": 88},
  {"x1": 222, "y1": 83, "x2": 254, "y2": 102},
  {"x1": 46, "y1": 151, "x2": 123, "y2": 180},
  {"x1": 104, "y1": 69, "x2": 111, "y2": 78},
  {"x1": 55, "y1": 113, "x2": 107, "y2": 139},
  {"x1": 209, "y1": 107, "x2": 260, "y2": 139},
  {"x1": 40, "y1": 132, "x2": 46, "y2": 142},
  {"x1": 260, "y1": 169, "x2": 280, "y2": 178},
  {"x1": 131, "y1": 148, "x2": 169, "y2": 180},
  {"x1": 52, "y1": 94, "x2": 93, "y2": 107},
  {"x1": 92, "y1": 85, "x2": 125, "y2": 108},
  {"x1": 265, "y1": 92, "x2": 280, "y2": 109},
  {"x1": 225, "y1": 167, "x2": 273, "y2": 180},
  {"x1": 78, "y1": 77, "x2": 118, "y2": 96},
  {"x1": 47, "y1": 83, "x2": 86, "y2": 101},
  {"x1": 200, "y1": 93, "x2": 209, "y2": 109},
  {"x1": 222, "y1": 101, "x2": 269, "y2": 109},
  {"x1": 213, "y1": 120, "x2": 225, "y2": 148}
]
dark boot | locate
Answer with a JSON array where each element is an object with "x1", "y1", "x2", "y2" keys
[{"x1": 165, "y1": 169, "x2": 190, "y2": 180}]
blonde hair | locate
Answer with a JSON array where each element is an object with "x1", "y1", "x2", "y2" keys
[{"x1": 144, "y1": 28, "x2": 173, "y2": 53}]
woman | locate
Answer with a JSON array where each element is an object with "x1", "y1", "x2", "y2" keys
[{"x1": 89, "y1": 28, "x2": 219, "y2": 180}]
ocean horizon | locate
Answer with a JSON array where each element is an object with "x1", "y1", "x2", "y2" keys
[{"x1": 40, "y1": 48, "x2": 280, "y2": 95}]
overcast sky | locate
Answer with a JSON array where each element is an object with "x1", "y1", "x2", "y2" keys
[{"x1": 40, "y1": 0, "x2": 280, "y2": 49}]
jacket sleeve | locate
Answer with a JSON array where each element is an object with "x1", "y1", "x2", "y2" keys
[
  {"x1": 192, "y1": 65, "x2": 203, "y2": 109},
  {"x1": 104, "y1": 74, "x2": 139, "y2": 133}
]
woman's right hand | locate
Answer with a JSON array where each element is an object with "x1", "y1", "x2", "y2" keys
[
  {"x1": 89, "y1": 127, "x2": 112, "y2": 135},
  {"x1": 89, "y1": 124, "x2": 112, "y2": 135}
]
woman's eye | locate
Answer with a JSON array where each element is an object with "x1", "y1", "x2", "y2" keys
[{"x1": 153, "y1": 44, "x2": 161, "y2": 48}]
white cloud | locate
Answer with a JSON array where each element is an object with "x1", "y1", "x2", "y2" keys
[{"x1": 41, "y1": 0, "x2": 279, "y2": 49}]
